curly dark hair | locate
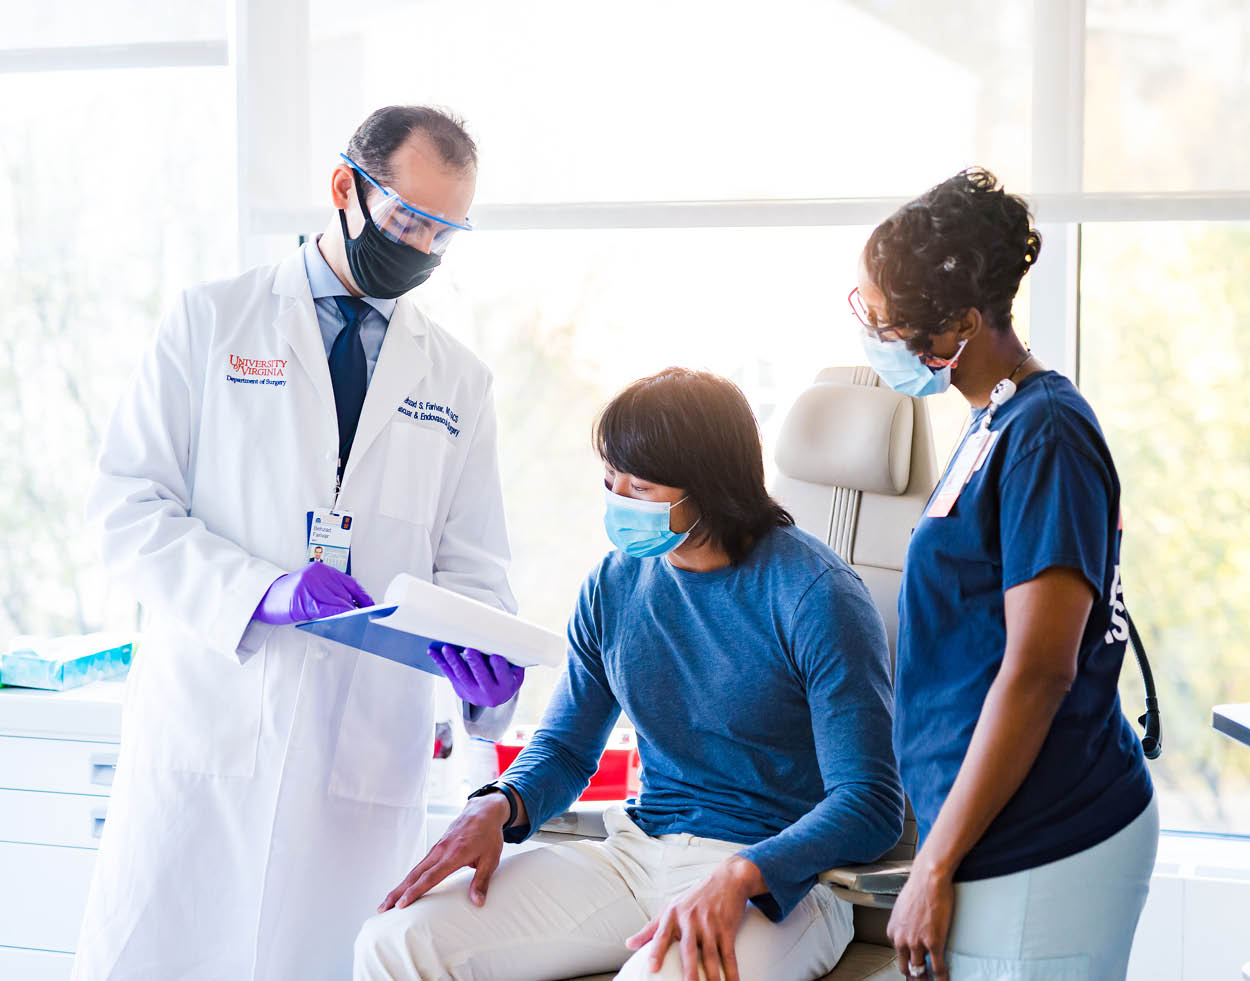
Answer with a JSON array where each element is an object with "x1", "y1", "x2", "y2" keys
[
  {"x1": 594, "y1": 368, "x2": 794, "y2": 565},
  {"x1": 863, "y1": 167, "x2": 1041, "y2": 354}
]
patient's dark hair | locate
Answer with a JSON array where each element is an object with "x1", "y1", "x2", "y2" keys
[
  {"x1": 864, "y1": 166, "x2": 1041, "y2": 354},
  {"x1": 594, "y1": 368, "x2": 794, "y2": 564}
]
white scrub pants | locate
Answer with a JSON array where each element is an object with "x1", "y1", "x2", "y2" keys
[
  {"x1": 354, "y1": 805, "x2": 853, "y2": 981},
  {"x1": 943, "y1": 795, "x2": 1159, "y2": 979}
]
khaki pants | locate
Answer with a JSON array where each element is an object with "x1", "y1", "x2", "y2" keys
[{"x1": 354, "y1": 805, "x2": 853, "y2": 981}]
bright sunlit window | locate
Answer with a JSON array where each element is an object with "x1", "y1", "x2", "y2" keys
[{"x1": 3, "y1": 0, "x2": 1248, "y2": 842}]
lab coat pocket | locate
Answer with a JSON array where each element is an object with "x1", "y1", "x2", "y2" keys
[
  {"x1": 945, "y1": 951, "x2": 1090, "y2": 980},
  {"x1": 379, "y1": 422, "x2": 455, "y2": 528},
  {"x1": 128, "y1": 618, "x2": 264, "y2": 777},
  {"x1": 327, "y1": 652, "x2": 435, "y2": 809}
]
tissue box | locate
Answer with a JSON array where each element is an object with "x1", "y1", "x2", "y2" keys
[{"x1": 0, "y1": 633, "x2": 134, "y2": 691}]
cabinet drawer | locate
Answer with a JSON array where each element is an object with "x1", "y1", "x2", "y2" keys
[
  {"x1": 0, "y1": 789, "x2": 108, "y2": 849},
  {"x1": 0, "y1": 945, "x2": 74, "y2": 981},
  {"x1": 0, "y1": 736, "x2": 118, "y2": 796},
  {"x1": 0, "y1": 842, "x2": 96, "y2": 952}
]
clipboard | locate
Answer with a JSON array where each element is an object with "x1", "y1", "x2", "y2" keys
[
  {"x1": 296, "y1": 605, "x2": 446, "y2": 676},
  {"x1": 295, "y1": 574, "x2": 567, "y2": 674}
]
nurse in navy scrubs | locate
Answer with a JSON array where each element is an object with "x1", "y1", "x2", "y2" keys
[{"x1": 849, "y1": 168, "x2": 1157, "y2": 980}]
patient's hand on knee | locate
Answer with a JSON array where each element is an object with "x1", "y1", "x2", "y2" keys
[{"x1": 378, "y1": 793, "x2": 512, "y2": 912}]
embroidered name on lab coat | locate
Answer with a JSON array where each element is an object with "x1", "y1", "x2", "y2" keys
[{"x1": 397, "y1": 397, "x2": 461, "y2": 438}]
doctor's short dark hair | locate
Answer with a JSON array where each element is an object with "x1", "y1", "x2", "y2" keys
[
  {"x1": 863, "y1": 167, "x2": 1042, "y2": 355},
  {"x1": 345, "y1": 105, "x2": 478, "y2": 187},
  {"x1": 594, "y1": 368, "x2": 794, "y2": 565}
]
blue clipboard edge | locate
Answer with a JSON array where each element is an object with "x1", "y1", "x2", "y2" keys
[{"x1": 295, "y1": 605, "x2": 446, "y2": 677}]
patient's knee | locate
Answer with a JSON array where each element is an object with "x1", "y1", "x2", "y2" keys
[
  {"x1": 614, "y1": 942, "x2": 688, "y2": 981},
  {"x1": 353, "y1": 906, "x2": 439, "y2": 980}
]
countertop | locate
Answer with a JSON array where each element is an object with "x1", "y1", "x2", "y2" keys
[{"x1": 0, "y1": 679, "x2": 126, "y2": 741}]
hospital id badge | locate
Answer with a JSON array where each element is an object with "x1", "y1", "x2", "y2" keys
[
  {"x1": 306, "y1": 508, "x2": 353, "y2": 573},
  {"x1": 926, "y1": 429, "x2": 996, "y2": 518}
]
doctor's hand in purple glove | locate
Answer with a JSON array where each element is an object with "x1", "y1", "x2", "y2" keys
[
  {"x1": 253, "y1": 563, "x2": 374, "y2": 625},
  {"x1": 428, "y1": 644, "x2": 524, "y2": 707}
]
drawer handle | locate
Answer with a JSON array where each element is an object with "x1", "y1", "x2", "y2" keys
[
  {"x1": 91, "y1": 807, "x2": 107, "y2": 839},
  {"x1": 90, "y1": 752, "x2": 118, "y2": 786}
]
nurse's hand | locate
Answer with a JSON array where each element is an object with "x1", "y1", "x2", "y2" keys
[
  {"x1": 428, "y1": 643, "x2": 525, "y2": 707},
  {"x1": 886, "y1": 856, "x2": 953, "y2": 980},
  {"x1": 625, "y1": 855, "x2": 763, "y2": 981},
  {"x1": 252, "y1": 564, "x2": 373, "y2": 625},
  {"x1": 377, "y1": 791, "x2": 511, "y2": 912}
]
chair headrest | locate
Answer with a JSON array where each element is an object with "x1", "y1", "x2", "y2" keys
[{"x1": 775, "y1": 382, "x2": 914, "y2": 495}]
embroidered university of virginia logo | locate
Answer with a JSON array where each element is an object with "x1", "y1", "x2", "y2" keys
[
  {"x1": 228, "y1": 354, "x2": 287, "y2": 377},
  {"x1": 226, "y1": 354, "x2": 288, "y2": 388}
]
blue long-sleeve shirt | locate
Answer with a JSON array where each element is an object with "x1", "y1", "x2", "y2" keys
[{"x1": 502, "y1": 525, "x2": 903, "y2": 921}]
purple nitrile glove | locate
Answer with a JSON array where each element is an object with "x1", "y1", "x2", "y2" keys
[
  {"x1": 427, "y1": 643, "x2": 525, "y2": 708},
  {"x1": 253, "y1": 563, "x2": 374, "y2": 625}
]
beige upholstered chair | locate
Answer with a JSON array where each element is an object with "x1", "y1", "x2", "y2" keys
[
  {"x1": 772, "y1": 365, "x2": 938, "y2": 978},
  {"x1": 549, "y1": 366, "x2": 938, "y2": 981}
]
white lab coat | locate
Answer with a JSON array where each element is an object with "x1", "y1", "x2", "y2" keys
[{"x1": 72, "y1": 248, "x2": 517, "y2": 980}]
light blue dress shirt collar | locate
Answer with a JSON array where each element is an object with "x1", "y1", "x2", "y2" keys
[
  {"x1": 302, "y1": 238, "x2": 395, "y2": 386},
  {"x1": 302, "y1": 237, "x2": 397, "y2": 321}
]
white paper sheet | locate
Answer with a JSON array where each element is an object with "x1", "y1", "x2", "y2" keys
[{"x1": 372, "y1": 574, "x2": 567, "y2": 669}]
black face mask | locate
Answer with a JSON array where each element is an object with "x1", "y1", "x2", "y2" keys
[{"x1": 338, "y1": 173, "x2": 442, "y2": 299}]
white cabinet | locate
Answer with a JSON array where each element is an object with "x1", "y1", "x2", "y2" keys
[{"x1": 0, "y1": 681, "x2": 125, "y2": 978}]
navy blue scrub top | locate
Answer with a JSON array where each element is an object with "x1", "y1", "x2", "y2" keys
[{"x1": 894, "y1": 370, "x2": 1153, "y2": 882}]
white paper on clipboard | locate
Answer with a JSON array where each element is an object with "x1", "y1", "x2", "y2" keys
[{"x1": 373, "y1": 574, "x2": 566, "y2": 669}]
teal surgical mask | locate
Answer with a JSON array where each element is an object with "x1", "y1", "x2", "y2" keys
[
  {"x1": 603, "y1": 488, "x2": 697, "y2": 558},
  {"x1": 861, "y1": 333, "x2": 968, "y2": 397}
]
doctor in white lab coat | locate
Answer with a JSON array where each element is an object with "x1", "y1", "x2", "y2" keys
[{"x1": 73, "y1": 106, "x2": 522, "y2": 980}]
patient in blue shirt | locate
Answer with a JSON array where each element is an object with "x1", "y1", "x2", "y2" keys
[{"x1": 356, "y1": 368, "x2": 903, "y2": 981}]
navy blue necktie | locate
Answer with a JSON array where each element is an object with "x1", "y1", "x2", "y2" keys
[{"x1": 329, "y1": 296, "x2": 371, "y2": 475}]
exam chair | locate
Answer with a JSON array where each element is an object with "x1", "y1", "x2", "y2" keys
[{"x1": 548, "y1": 366, "x2": 937, "y2": 981}]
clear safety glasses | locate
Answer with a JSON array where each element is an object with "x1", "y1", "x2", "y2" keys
[{"x1": 339, "y1": 153, "x2": 472, "y2": 255}]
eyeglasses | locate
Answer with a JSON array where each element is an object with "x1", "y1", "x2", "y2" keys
[
  {"x1": 850, "y1": 286, "x2": 969, "y2": 367},
  {"x1": 340, "y1": 153, "x2": 472, "y2": 256},
  {"x1": 848, "y1": 286, "x2": 905, "y2": 341}
]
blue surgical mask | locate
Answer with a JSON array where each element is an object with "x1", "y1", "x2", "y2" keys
[
  {"x1": 603, "y1": 488, "x2": 696, "y2": 558},
  {"x1": 861, "y1": 333, "x2": 968, "y2": 397}
]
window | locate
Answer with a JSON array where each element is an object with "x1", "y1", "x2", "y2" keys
[
  {"x1": 3, "y1": 2, "x2": 225, "y2": 49},
  {"x1": 421, "y1": 225, "x2": 893, "y2": 720},
  {"x1": 9, "y1": 0, "x2": 1248, "y2": 836},
  {"x1": 0, "y1": 64, "x2": 234, "y2": 640},
  {"x1": 292, "y1": 0, "x2": 1033, "y2": 208},
  {"x1": 419, "y1": 223, "x2": 1025, "y2": 722},
  {"x1": 1079, "y1": 222, "x2": 1250, "y2": 833},
  {"x1": 1085, "y1": 0, "x2": 1250, "y2": 192}
]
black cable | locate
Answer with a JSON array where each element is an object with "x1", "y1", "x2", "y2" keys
[{"x1": 1125, "y1": 611, "x2": 1163, "y2": 760}]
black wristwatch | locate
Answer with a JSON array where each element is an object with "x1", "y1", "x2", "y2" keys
[{"x1": 467, "y1": 781, "x2": 519, "y2": 830}]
